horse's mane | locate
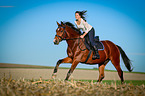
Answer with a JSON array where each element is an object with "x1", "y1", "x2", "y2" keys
[{"x1": 64, "y1": 22, "x2": 81, "y2": 35}]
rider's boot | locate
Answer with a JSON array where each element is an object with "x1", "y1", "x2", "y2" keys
[{"x1": 92, "y1": 45, "x2": 100, "y2": 60}]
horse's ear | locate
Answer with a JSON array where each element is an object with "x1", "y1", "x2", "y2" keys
[
  {"x1": 57, "y1": 21, "x2": 60, "y2": 26},
  {"x1": 61, "y1": 21, "x2": 64, "y2": 26}
]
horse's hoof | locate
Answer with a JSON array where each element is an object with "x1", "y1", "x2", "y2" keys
[
  {"x1": 65, "y1": 79, "x2": 68, "y2": 81},
  {"x1": 121, "y1": 81, "x2": 124, "y2": 84},
  {"x1": 51, "y1": 73, "x2": 57, "y2": 79}
]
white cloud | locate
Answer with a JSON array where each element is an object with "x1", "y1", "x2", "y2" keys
[{"x1": 0, "y1": 6, "x2": 15, "y2": 8}]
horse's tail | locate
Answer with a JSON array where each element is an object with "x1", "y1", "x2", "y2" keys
[{"x1": 116, "y1": 45, "x2": 133, "y2": 72}]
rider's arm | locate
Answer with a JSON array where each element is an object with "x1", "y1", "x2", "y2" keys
[{"x1": 80, "y1": 32, "x2": 87, "y2": 38}]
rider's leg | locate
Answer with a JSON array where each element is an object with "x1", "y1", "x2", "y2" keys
[{"x1": 87, "y1": 28, "x2": 100, "y2": 59}]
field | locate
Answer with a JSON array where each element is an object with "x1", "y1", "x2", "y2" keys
[{"x1": 0, "y1": 63, "x2": 145, "y2": 96}]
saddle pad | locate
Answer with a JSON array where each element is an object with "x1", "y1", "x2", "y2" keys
[{"x1": 84, "y1": 37, "x2": 104, "y2": 51}]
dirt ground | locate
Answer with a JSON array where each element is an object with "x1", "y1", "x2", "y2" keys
[{"x1": 0, "y1": 68, "x2": 145, "y2": 80}]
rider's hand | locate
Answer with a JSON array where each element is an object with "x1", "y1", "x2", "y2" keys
[{"x1": 80, "y1": 35, "x2": 84, "y2": 38}]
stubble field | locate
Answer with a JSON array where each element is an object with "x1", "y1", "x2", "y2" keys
[{"x1": 0, "y1": 63, "x2": 145, "y2": 96}]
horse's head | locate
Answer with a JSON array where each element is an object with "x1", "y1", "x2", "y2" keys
[
  {"x1": 53, "y1": 21, "x2": 81, "y2": 45},
  {"x1": 53, "y1": 21, "x2": 68, "y2": 45}
]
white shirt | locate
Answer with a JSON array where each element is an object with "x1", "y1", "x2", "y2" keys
[{"x1": 74, "y1": 18, "x2": 92, "y2": 33}]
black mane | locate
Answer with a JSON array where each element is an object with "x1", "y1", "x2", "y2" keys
[{"x1": 64, "y1": 22, "x2": 81, "y2": 35}]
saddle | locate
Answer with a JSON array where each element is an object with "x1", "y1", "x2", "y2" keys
[
  {"x1": 82, "y1": 36, "x2": 104, "y2": 63},
  {"x1": 84, "y1": 36, "x2": 104, "y2": 51}
]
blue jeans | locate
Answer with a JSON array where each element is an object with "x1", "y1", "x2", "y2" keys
[{"x1": 86, "y1": 27, "x2": 97, "y2": 47}]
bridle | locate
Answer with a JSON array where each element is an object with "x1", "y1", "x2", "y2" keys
[
  {"x1": 55, "y1": 26, "x2": 67, "y2": 41},
  {"x1": 55, "y1": 26, "x2": 81, "y2": 41},
  {"x1": 55, "y1": 26, "x2": 86, "y2": 51}
]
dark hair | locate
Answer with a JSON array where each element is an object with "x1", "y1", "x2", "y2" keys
[{"x1": 75, "y1": 10, "x2": 87, "y2": 21}]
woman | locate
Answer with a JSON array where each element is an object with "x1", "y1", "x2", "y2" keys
[{"x1": 74, "y1": 11, "x2": 100, "y2": 59}]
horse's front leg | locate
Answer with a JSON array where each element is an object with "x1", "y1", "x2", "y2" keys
[
  {"x1": 65, "y1": 60, "x2": 79, "y2": 80},
  {"x1": 51, "y1": 57, "x2": 72, "y2": 79}
]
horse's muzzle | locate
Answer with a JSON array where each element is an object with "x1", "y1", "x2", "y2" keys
[{"x1": 53, "y1": 39, "x2": 59, "y2": 45}]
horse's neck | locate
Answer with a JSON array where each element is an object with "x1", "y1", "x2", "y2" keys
[
  {"x1": 66, "y1": 39, "x2": 77, "y2": 48},
  {"x1": 66, "y1": 27, "x2": 80, "y2": 39},
  {"x1": 66, "y1": 27, "x2": 80, "y2": 49}
]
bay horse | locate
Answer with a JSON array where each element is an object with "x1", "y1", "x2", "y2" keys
[{"x1": 52, "y1": 21, "x2": 132, "y2": 83}]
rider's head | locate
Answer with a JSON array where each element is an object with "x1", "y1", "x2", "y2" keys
[{"x1": 75, "y1": 10, "x2": 87, "y2": 21}]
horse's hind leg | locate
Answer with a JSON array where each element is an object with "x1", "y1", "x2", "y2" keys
[
  {"x1": 111, "y1": 58, "x2": 124, "y2": 83},
  {"x1": 97, "y1": 59, "x2": 109, "y2": 82},
  {"x1": 51, "y1": 57, "x2": 72, "y2": 79}
]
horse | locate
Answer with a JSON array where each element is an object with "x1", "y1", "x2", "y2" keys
[{"x1": 52, "y1": 21, "x2": 132, "y2": 83}]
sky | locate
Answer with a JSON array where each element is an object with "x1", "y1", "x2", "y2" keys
[{"x1": 0, "y1": 0, "x2": 145, "y2": 72}]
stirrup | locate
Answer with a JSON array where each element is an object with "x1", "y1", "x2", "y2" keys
[{"x1": 92, "y1": 53, "x2": 100, "y2": 59}]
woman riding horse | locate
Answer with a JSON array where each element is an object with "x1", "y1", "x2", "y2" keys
[
  {"x1": 52, "y1": 11, "x2": 133, "y2": 83},
  {"x1": 75, "y1": 10, "x2": 100, "y2": 59}
]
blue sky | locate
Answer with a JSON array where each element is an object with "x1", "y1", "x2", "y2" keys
[{"x1": 0, "y1": 0, "x2": 145, "y2": 72}]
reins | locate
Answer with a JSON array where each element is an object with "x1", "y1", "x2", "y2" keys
[
  {"x1": 64, "y1": 38, "x2": 86, "y2": 51},
  {"x1": 78, "y1": 38, "x2": 86, "y2": 51},
  {"x1": 56, "y1": 26, "x2": 86, "y2": 51}
]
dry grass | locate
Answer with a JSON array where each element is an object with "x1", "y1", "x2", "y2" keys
[{"x1": 0, "y1": 75, "x2": 145, "y2": 96}]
